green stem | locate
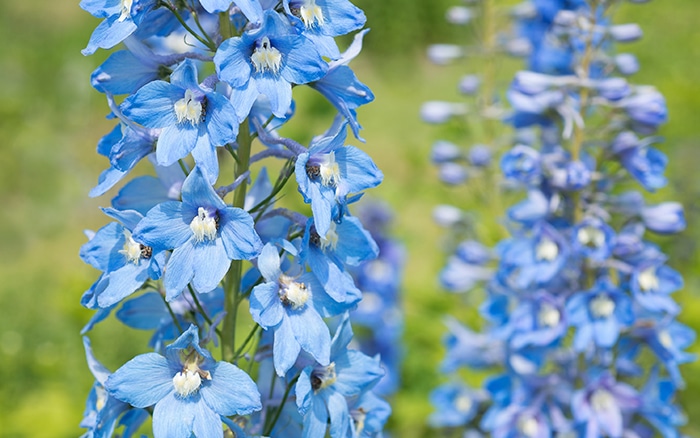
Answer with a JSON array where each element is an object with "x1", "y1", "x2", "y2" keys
[
  {"x1": 233, "y1": 325, "x2": 261, "y2": 359},
  {"x1": 263, "y1": 374, "x2": 300, "y2": 436},
  {"x1": 161, "y1": 292, "x2": 184, "y2": 334},
  {"x1": 163, "y1": 3, "x2": 216, "y2": 51},
  {"x1": 222, "y1": 119, "x2": 252, "y2": 363}
]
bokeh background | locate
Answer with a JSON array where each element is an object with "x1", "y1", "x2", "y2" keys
[{"x1": 1, "y1": 1, "x2": 699, "y2": 437}]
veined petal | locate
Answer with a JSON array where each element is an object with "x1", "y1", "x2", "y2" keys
[
  {"x1": 164, "y1": 242, "x2": 196, "y2": 300},
  {"x1": 96, "y1": 262, "x2": 150, "y2": 308},
  {"x1": 121, "y1": 81, "x2": 181, "y2": 128},
  {"x1": 152, "y1": 392, "x2": 199, "y2": 438},
  {"x1": 156, "y1": 125, "x2": 198, "y2": 167},
  {"x1": 250, "y1": 282, "x2": 285, "y2": 328},
  {"x1": 191, "y1": 239, "x2": 230, "y2": 293},
  {"x1": 200, "y1": 361, "x2": 262, "y2": 415},
  {"x1": 254, "y1": 75, "x2": 293, "y2": 119},
  {"x1": 215, "y1": 38, "x2": 253, "y2": 88},
  {"x1": 288, "y1": 307, "x2": 331, "y2": 366},
  {"x1": 181, "y1": 166, "x2": 227, "y2": 210},
  {"x1": 205, "y1": 91, "x2": 239, "y2": 146},
  {"x1": 191, "y1": 133, "x2": 220, "y2": 185},
  {"x1": 132, "y1": 201, "x2": 190, "y2": 250},
  {"x1": 220, "y1": 208, "x2": 263, "y2": 260},
  {"x1": 273, "y1": 317, "x2": 302, "y2": 376},
  {"x1": 107, "y1": 353, "x2": 173, "y2": 408}
]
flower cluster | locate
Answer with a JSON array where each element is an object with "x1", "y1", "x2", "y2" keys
[
  {"x1": 428, "y1": 1, "x2": 694, "y2": 437},
  {"x1": 78, "y1": 1, "x2": 393, "y2": 436}
]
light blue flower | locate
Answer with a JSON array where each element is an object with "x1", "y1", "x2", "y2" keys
[
  {"x1": 81, "y1": 0, "x2": 157, "y2": 55},
  {"x1": 132, "y1": 166, "x2": 262, "y2": 300},
  {"x1": 121, "y1": 59, "x2": 239, "y2": 183},
  {"x1": 215, "y1": 10, "x2": 327, "y2": 120},
  {"x1": 106, "y1": 325, "x2": 261, "y2": 438}
]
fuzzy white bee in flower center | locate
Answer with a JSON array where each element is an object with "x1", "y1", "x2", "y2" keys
[
  {"x1": 119, "y1": 230, "x2": 142, "y2": 264},
  {"x1": 319, "y1": 151, "x2": 341, "y2": 187},
  {"x1": 174, "y1": 89, "x2": 203, "y2": 125},
  {"x1": 311, "y1": 362, "x2": 337, "y2": 391},
  {"x1": 589, "y1": 294, "x2": 615, "y2": 319},
  {"x1": 190, "y1": 207, "x2": 218, "y2": 242},
  {"x1": 279, "y1": 275, "x2": 310, "y2": 309},
  {"x1": 535, "y1": 237, "x2": 558, "y2": 262},
  {"x1": 299, "y1": 0, "x2": 324, "y2": 28},
  {"x1": 251, "y1": 37, "x2": 282, "y2": 75},
  {"x1": 638, "y1": 266, "x2": 659, "y2": 292},
  {"x1": 118, "y1": 0, "x2": 133, "y2": 22},
  {"x1": 319, "y1": 222, "x2": 339, "y2": 251}
]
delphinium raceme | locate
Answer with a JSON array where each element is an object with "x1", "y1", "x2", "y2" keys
[
  {"x1": 78, "y1": 1, "x2": 393, "y2": 436},
  {"x1": 429, "y1": 1, "x2": 694, "y2": 436}
]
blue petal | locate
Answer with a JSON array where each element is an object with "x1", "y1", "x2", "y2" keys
[
  {"x1": 90, "y1": 166, "x2": 128, "y2": 198},
  {"x1": 156, "y1": 125, "x2": 198, "y2": 166},
  {"x1": 164, "y1": 242, "x2": 196, "y2": 300},
  {"x1": 191, "y1": 132, "x2": 220, "y2": 184},
  {"x1": 107, "y1": 353, "x2": 173, "y2": 408},
  {"x1": 200, "y1": 361, "x2": 262, "y2": 415},
  {"x1": 116, "y1": 292, "x2": 167, "y2": 330},
  {"x1": 152, "y1": 392, "x2": 201, "y2": 438},
  {"x1": 220, "y1": 208, "x2": 263, "y2": 259},
  {"x1": 192, "y1": 239, "x2": 230, "y2": 293},
  {"x1": 83, "y1": 16, "x2": 137, "y2": 55},
  {"x1": 257, "y1": 243, "x2": 283, "y2": 280},
  {"x1": 96, "y1": 262, "x2": 151, "y2": 307},
  {"x1": 214, "y1": 38, "x2": 253, "y2": 88},
  {"x1": 121, "y1": 81, "x2": 181, "y2": 128},
  {"x1": 250, "y1": 282, "x2": 285, "y2": 328},
  {"x1": 169, "y1": 59, "x2": 200, "y2": 90},
  {"x1": 83, "y1": 336, "x2": 112, "y2": 385},
  {"x1": 229, "y1": 80, "x2": 259, "y2": 121},
  {"x1": 302, "y1": 392, "x2": 329, "y2": 438},
  {"x1": 336, "y1": 146, "x2": 382, "y2": 196},
  {"x1": 273, "y1": 316, "x2": 301, "y2": 376},
  {"x1": 254, "y1": 75, "x2": 293, "y2": 119},
  {"x1": 326, "y1": 390, "x2": 350, "y2": 438},
  {"x1": 91, "y1": 50, "x2": 159, "y2": 95},
  {"x1": 132, "y1": 201, "x2": 191, "y2": 251},
  {"x1": 182, "y1": 166, "x2": 227, "y2": 210},
  {"x1": 205, "y1": 91, "x2": 240, "y2": 146},
  {"x1": 288, "y1": 307, "x2": 331, "y2": 365},
  {"x1": 112, "y1": 175, "x2": 171, "y2": 215}
]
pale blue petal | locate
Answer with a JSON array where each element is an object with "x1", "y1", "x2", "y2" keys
[
  {"x1": 205, "y1": 91, "x2": 239, "y2": 146},
  {"x1": 255, "y1": 75, "x2": 293, "y2": 118},
  {"x1": 302, "y1": 394, "x2": 329, "y2": 438},
  {"x1": 249, "y1": 282, "x2": 284, "y2": 328},
  {"x1": 91, "y1": 50, "x2": 158, "y2": 95},
  {"x1": 97, "y1": 262, "x2": 150, "y2": 307},
  {"x1": 132, "y1": 201, "x2": 191, "y2": 250},
  {"x1": 229, "y1": 81, "x2": 259, "y2": 120},
  {"x1": 201, "y1": 361, "x2": 262, "y2": 415},
  {"x1": 182, "y1": 166, "x2": 227, "y2": 210},
  {"x1": 192, "y1": 239, "x2": 230, "y2": 293},
  {"x1": 220, "y1": 208, "x2": 263, "y2": 259},
  {"x1": 121, "y1": 81, "x2": 181, "y2": 128},
  {"x1": 191, "y1": 133, "x2": 220, "y2": 184},
  {"x1": 152, "y1": 392, "x2": 197, "y2": 438},
  {"x1": 107, "y1": 353, "x2": 173, "y2": 408},
  {"x1": 116, "y1": 292, "x2": 167, "y2": 330},
  {"x1": 274, "y1": 316, "x2": 301, "y2": 376},
  {"x1": 83, "y1": 16, "x2": 137, "y2": 55},
  {"x1": 326, "y1": 390, "x2": 350, "y2": 438},
  {"x1": 288, "y1": 308, "x2": 330, "y2": 366},
  {"x1": 214, "y1": 38, "x2": 252, "y2": 88},
  {"x1": 164, "y1": 242, "x2": 195, "y2": 300},
  {"x1": 156, "y1": 125, "x2": 198, "y2": 166},
  {"x1": 258, "y1": 243, "x2": 282, "y2": 280}
]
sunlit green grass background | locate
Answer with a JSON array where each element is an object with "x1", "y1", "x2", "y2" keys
[{"x1": 1, "y1": 1, "x2": 699, "y2": 437}]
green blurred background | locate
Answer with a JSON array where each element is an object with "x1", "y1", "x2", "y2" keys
[{"x1": 1, "y1": 1, "x2": 699, "y2": 437}]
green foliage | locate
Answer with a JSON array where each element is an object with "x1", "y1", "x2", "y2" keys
[{"x1": 0, "y1": 1, "x2": 699, "y2": 436}]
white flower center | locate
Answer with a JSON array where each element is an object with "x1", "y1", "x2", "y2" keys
[
  {"x1": 174, "y1": 89, "x2": 203, "y2": 126},
  {"x1": 118, "y1": 0, "x2": 133, "y2": 22},
  {"x1": 517, "y1": 415, "x2": 539, "y2": 437},
  {"x1": 537, "y1": 302, "x2": 561, "y2": 328},
  {"x1": 454, "y1": 394, "x2": 472, "y2": 413},
  {"x1": 119, "y1": 230, "x2": 142, "y2": 264},
  {"x1": 589, "y1": 294, "x2": 615, "y2": 318},
  {"x1": 190, "y1": 207, "x2": 218, "y2": 242},
  {"x1": 280, "y1": 275, "x2": 310, "y2": 309},
  {"x1": 319, "y1": 222, "x2": 339, "y2": 251},
  {"x1": 658, "y1": 330, "x2": 673, "y2": 349},
  {"x1": 319, "y1": 151, "x2": 341, "y2": 187},
  {"x1": 577, "y1": 225, "x2": 605, "y2": 248},
  {"x1": 638, "y1": 267, "x2": 659, "y2": 292},
  {"x1": 535, "y1": 237, "x2": 558, "y2": 262},
  {"x1": 251, "y1": 37, "x2": 282, "y2": 75},
  {"x1": 590, "y1": 388, "x2": 615, "y2": 412},
  {"x1": 173, "y1": 369, "x2": 201, "y2": 397},
  {"x1": 299, "y1": 0, "x2": 324, "y2": 27},
  {"x1": 312, "y1": 362, "x2": 337, "y2": 391}
]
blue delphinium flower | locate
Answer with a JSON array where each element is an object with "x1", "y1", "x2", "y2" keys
[
  {"x1": 282, "y1": 0, "x2": 366, "y2": 59},
  {"x1": 80, "y1": 207, "x2": 166, "y2": 309},
  {"x1": 215, "y1": 10, "x2": 328, "y2": 120},
  {"x1": 132, "y1": 166, "x2": 263, "y2": 299},
  {"x1": 249, "y1": 243, "x2": 335, "y2": 376},
  {"x1": 121, "y1": 59, "x2": 239, "y2": 183},
  {"x1": 81, "y1": 0, "x2": 157, "y2": 55},
  {"x1": 295, "y1": 315, "x2": 384, "y2": 438},
  {"x1": 295, "y1": 124, "x2": 382, "y2": 236},
  {"x1": 107, "y1": 325, "x2": 261, "y2": 438}
]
